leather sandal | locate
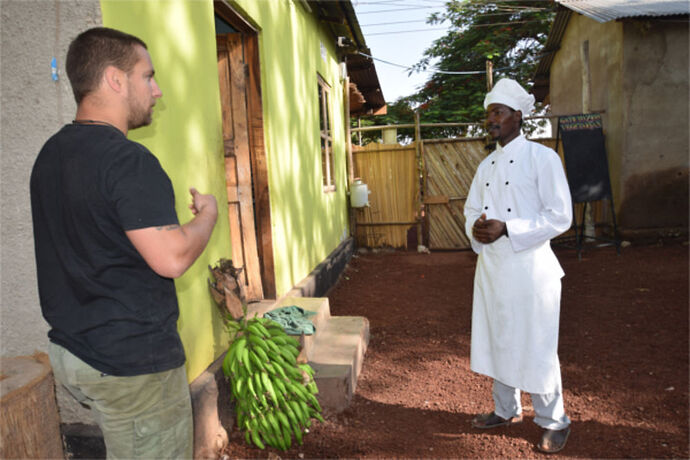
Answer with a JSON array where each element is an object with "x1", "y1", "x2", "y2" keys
[
  {"x1": 538, "y1": 426, "x2": 571, "y2": 454},
  {"x1": 471, "y1": 411, "x2": 523, "y2": 429}
]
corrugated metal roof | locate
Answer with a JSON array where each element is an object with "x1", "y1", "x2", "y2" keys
[
  {"x1": 532, "y1": 0, "x2": 689, "y2": 101},
  {"x1": 557, "y1": 0, "x2": 690, "y2": 23},
  {"x1": 532, "y1": 6, "x2": 572, "y2": 102}
]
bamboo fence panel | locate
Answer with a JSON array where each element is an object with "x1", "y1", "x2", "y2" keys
[
  {"x1": 350, "y1": 136, "x2": 612, "y2": 250},
  {"x1": 352, "y1": 143, "x2": 418, "y2": 248},
  {"x1": 423, "y1": 138, "x2": 487, "y2": 249}
]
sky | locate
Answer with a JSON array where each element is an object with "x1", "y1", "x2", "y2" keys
[{"x1": 352, "y1": 0, "x2": 451, "y2": 103}]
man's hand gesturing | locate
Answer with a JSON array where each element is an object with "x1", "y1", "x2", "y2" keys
[{"x1": 188, "y1": 187, "x2": 218, "y2": 217}]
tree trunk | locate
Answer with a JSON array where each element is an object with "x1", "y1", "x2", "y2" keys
[{"x1": 1, "y1": 353, "x2": 64, "y2": 459}]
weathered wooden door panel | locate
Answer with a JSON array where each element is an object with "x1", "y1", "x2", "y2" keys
[{"x1": 217, "y1": 33, "x2": 263, "y2": 301}]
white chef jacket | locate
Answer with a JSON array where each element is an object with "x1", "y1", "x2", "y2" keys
[{"x1": 464, "y1": 134, "x2": 572, "y2": 394}]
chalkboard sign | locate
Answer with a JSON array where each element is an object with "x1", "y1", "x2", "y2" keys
[{"x1": 558, "y1": 114, "x2": 612, "y2": 203}]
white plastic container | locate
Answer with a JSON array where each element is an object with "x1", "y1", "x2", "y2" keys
[{"x1": 350, "y1": 178, "x2": 371, "y2": 208}]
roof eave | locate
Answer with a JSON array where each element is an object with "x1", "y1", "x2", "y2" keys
[
  {"x1": 531, "y1": 7, "x2": 572, "y2": 103},
  {"x1": 308, "y1": 0, "x2": 387, "y2": 115}
]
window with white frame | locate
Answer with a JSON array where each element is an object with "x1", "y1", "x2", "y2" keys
[{"x1": 318, "y1": 75, "x2": 336, "y2": 192}]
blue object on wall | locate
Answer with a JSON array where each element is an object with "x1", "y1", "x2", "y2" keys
[{"x1": 51, "y1": 57, "x2": 58, "y2": 81}]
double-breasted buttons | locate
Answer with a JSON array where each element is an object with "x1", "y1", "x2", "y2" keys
[{"x1": 507, "y1": 208, "x2": 512, "y2": 212}]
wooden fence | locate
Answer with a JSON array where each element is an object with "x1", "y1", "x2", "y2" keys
[
  {"x1": 351, "y1": 142, "x2": 418, "y2": 248},
  {"x1": 422, "y1": 138, "x2": 486, "y2": 249},
  {"x1": 350, "y1": 132, "x2": 610, "y2": 250}
]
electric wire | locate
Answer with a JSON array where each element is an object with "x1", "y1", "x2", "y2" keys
[
  {"x1": 357, "y1": 51, "x2": 521, "y2": 75},
  {"x1": 365, "y1": 27, "x2": 448, "y2": 35}
]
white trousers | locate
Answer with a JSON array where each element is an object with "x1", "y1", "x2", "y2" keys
[{"x1": 493, "y1": 379, "x2": 570, "y2": 430}]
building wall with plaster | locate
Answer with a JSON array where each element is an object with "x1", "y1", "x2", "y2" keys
[
  {"x1": 548, "y1": 13, "x2": 688, "y2": 232},
  {"x1": 1, "y1": 0, "x2": 102, "y2": 423}
]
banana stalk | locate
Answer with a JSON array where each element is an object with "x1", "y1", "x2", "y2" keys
[{"x1": 220, "y1": 302, "x2": 323, "y2": 452}]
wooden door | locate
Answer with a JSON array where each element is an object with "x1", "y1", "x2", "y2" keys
[{"x1": 217, "y1": 33, "x2": 264, "y2": 301}]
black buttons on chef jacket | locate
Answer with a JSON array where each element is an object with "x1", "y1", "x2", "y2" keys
[
  {"x1": 484, "y1": 206, "x2": 488, "y2": 210},
  {"x1": 486, "y1": 182, "x2": 489, "y2": 186},
  {"x1": 510, "y1": 160, "x2": 514, "y2": 163},
  {"x1": 505, "y1": 181, "x2": 509, "y2": 185},
  {"x1": 507, "y1": 208, "x2": 512, "y2": 212}
]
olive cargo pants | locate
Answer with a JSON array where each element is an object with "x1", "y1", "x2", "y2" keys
[{"x1": 49, "y1": 343, "x2": 193, "y2": 459}]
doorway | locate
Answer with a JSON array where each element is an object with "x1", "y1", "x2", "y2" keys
[{"x1": 215, "y1": 4, "x2": 275, "y2": 300}]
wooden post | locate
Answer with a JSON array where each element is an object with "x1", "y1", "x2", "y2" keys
[
  {"x1": 415, "y1": 111, "x2": 423, "y2": 250},
  {"x1": 580, "y1": 40, "x2": 595, "y2": 238},
  {"x1": 486, "y1": 60, "x2": 494, "y2": 91},
  {"x1": 345, "y1": 76, "x2": 354, "y2": 185},
  {"x1": 344, "y1": 75, "x2": 357, "y2": 240}
]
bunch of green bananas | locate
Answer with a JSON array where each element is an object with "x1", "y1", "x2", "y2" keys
[{"x1": 222, "y1": 315, "x2": 323, "y2": 451}]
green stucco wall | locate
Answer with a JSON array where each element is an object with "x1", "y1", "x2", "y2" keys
[
  {"x1": 230, "y1": 0, "x2": 350, "y2": 297},
  {"x1": 100, "y1": 0, "x2": 351, "y2": 381},
  {"x1": 101, "y1": 0, "x2": 232, "y2": 382}
]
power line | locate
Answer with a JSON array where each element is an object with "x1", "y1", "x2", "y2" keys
[
  {"x1": 470, "y1": 20, "x2": 547, "y2": 27},
  {"x1": 356, "y1": 5, "x2": 441, "y2": 14},
  {"x1": 355, "y1": 0, "x2": 447, "y2": 5},
  {"x1": 361, "y1": 19, "x2": 429, "y2": 26},
  {"x1": 362, "y1": 18, "x2": 544, "y2": 35},
  {"x1": 365, "y1": 27, "x2": 448, "y2": 35},
  {"x1": 357, "y1": 51, "x2": 516, "y2": 75}
]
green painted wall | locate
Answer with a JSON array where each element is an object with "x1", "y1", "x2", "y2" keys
[
  {"x1": 230, "y1": 0, "x2": 350, "y2": 297},
  {"x1": 99, "y1": 0, "x2": 352, "y2": 381},
  {"x1": 101, "y1": 0, "x2": 232, "y2": 382}
]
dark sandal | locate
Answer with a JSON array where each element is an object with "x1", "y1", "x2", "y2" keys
[
  {"x1": 538, "y1": 426, "x2": 571, "y2": 454},
  {"x1": 471, "y1": 411, "x2": 523, "y2": 429}
]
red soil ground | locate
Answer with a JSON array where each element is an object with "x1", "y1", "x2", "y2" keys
[{"x1": 222, "y1": 239, "x2": 689, "y2": 459}]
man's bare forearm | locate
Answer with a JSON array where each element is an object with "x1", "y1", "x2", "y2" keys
[{"x1": 178, "y1": 205, "x2": 218, "y2": 269}]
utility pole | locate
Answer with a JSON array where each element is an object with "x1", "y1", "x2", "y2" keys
[{"x1": 485, "y1": 60, "x2": 494, "y2": 91}]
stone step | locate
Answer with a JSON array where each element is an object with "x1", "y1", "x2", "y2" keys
[
  {"x1": 247, "y1": 296, "x2": 369, "y2": 413},
  {"x1": 273, "y1": 296, "x2": 330, "y2": 360},
  {"x1": 248, "y1": 296, "x2": 329, "y2": 360},
  {"x1": 308, "y1": 315, "x2": 369, "y2": 414}
]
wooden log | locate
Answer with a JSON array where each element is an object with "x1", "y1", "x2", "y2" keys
[
  {"x1": 424, "y1": 195, "x2": 449, "y2": 205},
  {"x1": 0, "y1": 353, "x2": 64, "y2": 459}
]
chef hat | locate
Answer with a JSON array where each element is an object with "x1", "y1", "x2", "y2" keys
[{"x1": 483, "y1": 78, "x2": 535, "y2": 116}]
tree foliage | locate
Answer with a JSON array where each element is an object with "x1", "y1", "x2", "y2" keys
[{"x1": 357, "y1": 0, "x2": 556, "y2": 141}]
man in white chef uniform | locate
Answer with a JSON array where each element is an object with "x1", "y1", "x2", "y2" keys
[{"x1": 464, "y1": 78, "x2": 573, "y2": 454}]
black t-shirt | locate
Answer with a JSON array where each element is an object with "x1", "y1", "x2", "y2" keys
[{"x1": 30, "y1": 123, "x2": 185, "y2": 376}]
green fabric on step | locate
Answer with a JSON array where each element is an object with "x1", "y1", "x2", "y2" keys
[{"x1": 264, "y1": 305, "x2": 317, "y2": 335}]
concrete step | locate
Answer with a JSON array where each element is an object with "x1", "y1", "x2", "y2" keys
[
  {"x1": 272, "y1": 296, "x2": 330, "y2": 360},
  {"x1": 308, "y1": 315, "x2": 369, "y2": 413},
  {"x1": 247, "y1": 296, "x2": 369, "y2": 413},
  {"x1": 249, "y1": 296, "x2": 330, "y2": 360}
]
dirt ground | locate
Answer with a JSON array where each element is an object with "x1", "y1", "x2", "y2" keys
[{"x1": 222, "y1": 239, "x2": 689, "y2": 459}]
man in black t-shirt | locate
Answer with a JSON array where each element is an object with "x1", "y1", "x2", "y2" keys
[{"x1": 31, "y1": 27, "x2": 217, "y2": 459}]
